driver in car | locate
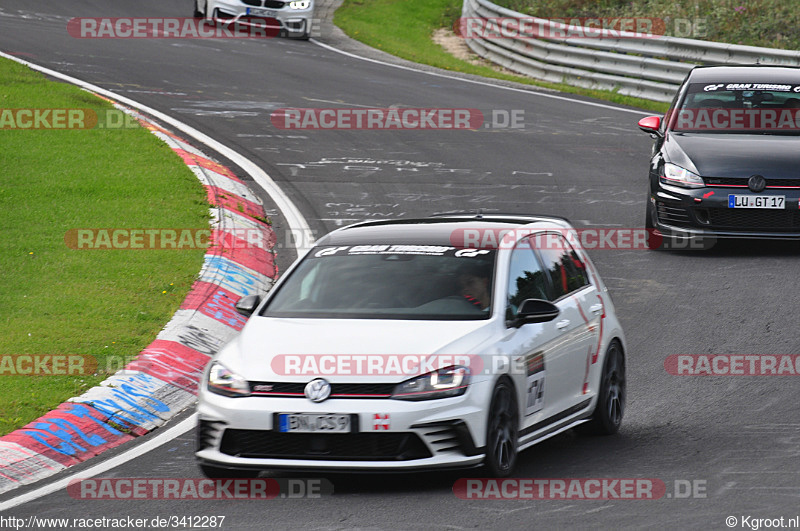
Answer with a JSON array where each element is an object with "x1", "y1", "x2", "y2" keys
[{"x1": 458, "y1": 262, "x2": 492, "y2": 310}]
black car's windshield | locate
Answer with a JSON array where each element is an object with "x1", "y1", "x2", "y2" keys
[
  {"x1": 668, "y1": 82, "x2": 800, "y2": 135},
  {"x1": 261, "y1": 245, "x2": 496, "y2": 320}
]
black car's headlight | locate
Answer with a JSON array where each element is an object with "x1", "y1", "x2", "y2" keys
[
  {"x1": 660, "y1": 163, "x2": 704, "y2": 188},
  {"x1": 391, "y1": 366, "x2": 470, "y2": 401},
  {"x1": 207, "y1": 362, "x2": 251, "y2": 397}
]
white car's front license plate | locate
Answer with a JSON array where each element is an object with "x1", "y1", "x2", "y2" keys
[
  {"x1": 278, "y1": 413, "x2": 352, "y2": 433},
  {"x1": 246, "y1": 8, "x2": 278, "y2": 17},
  {"x1": 728, "y1": 195, "x2": 785, "y2": 209}
]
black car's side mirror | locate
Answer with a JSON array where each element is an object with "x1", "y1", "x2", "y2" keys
[
  {"x1": 235, "y1": 295, "x2": 262, "y2": 317},
  {"x1": 510, "y1": 299, "x2": 560, "y2": 328},
  {"x1": 637, "y1": 115, "x2": 662, "y2": 138}
]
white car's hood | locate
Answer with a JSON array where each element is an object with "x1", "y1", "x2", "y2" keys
[{"x1": 217, "y1": 317, "x2": 496, "y2": 383}]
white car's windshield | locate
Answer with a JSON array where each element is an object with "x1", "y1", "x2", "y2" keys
[{"x1": 261, "y1": 245, "x2": 496, "y2": 320}]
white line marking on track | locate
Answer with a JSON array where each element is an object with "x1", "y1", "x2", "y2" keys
[
  {"x1": 304, "y1": 98, "x2": 376, "y2": 108},
  {"x1": 309, "y1": 40, "x2": 651, "y2": 116},
  {"x1": 0, "y1": 415, "x2": 196, "y2": 511}
]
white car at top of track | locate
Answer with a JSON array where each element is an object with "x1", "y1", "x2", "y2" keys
[
  {"x1": 195, "y1": 214, "x2": 627, "y2": 477},
  {"x1": 193, "y1": 0, "x2": 313, "y2": 40}
]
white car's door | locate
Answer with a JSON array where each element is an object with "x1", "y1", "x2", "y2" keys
[
  {"x1": 533, "y1": 233, "x2": 600, "y2": 409},
  {"x1": 499, "y1": 236, "x2": 575, "y2": 429}
]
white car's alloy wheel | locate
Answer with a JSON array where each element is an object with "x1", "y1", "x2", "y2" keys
[
  {"x1": 582, "y1": 341, "x2": 626, "y2": 435},
  {"x1": 484, "y1": 378, "x2": 519, "y2": 477}
]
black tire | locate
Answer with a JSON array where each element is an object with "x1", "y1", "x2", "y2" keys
[
  {"x1": 645, "y1": 203, "x2": 655, "y2": 230},
  {"x1": 199, "y1": 463, "x2": 260, "y2": 479},
  {"x1": 193, "y1": 0, "x2": 203, "y2": 18},
  {"x1": 483, "y1": 378, "x2": 519, "y2": 477},
  {"x1": 645, "y1": 203, "x2": 666, "y2": 250},
  {"x1": 580, "y1": 341, "x2": 625, "y2": 435}
]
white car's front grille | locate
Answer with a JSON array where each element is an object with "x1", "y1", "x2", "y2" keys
[
  {"x1": 248, "y1": 381, "x2": 395, "y2": 399},
  {"x1": 219, "y1": 429, "x2": 433, "y2": 460}
]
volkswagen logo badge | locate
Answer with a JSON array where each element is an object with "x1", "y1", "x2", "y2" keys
[
  {"x1": 304, "y1": 378, "x2": 331, "y2": 402},
  {"x1": 748, "y1": 175, "x2": 766, "y2": 193}
]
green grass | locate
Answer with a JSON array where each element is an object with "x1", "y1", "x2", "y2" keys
[
  {"x1": 0, "y1": 58, "x2": 209, "y2": 435},
  {"x1": 494, "y1": 0, "x2": 800, "y2": 50},
  {"x1": 334, "y1": 0, "x2": 669, "y2": 113}
]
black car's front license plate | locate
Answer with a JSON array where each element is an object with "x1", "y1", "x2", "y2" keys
[
  {"x1": 277, "y1": 413, "x2": 352, "y2": 433},
  {"x1": 728, "y1": 195, "x2": 785, "y2": 209}
]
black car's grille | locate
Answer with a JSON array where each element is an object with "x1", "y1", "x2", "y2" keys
[
  {"x1": 249, "y1": 382, "x2": 395, "y2": 398},
  {"x1": 705, "y1": 177, "x2": 800, "y2": 189},
  {"x1": 657, "y1": 201, "x2": 692, "y2": 226},
  {"x1": 707, "y1": 208, "x2": 800, "y2": 231},
  {"x1": 220, "y1": 430, "x2": 432, "y2": 460}
]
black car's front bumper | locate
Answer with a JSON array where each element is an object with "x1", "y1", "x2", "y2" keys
[{"x1": 649, "y1": 182, "x2": 800, "y2": 242}]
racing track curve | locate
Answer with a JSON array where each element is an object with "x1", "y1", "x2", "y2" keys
[{"x1": 1, "y1": 1, "x2": 800, "y2": 528}]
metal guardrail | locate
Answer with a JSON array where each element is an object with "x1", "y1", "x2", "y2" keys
[{"x1": 461, "y1": 0, "x2": 800, "y2": 101}]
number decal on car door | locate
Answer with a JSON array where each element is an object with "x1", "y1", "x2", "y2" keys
[{"x1": 525, "y1": 351, "x2": 546, "y2": 416}]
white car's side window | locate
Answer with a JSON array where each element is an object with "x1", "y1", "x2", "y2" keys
[
  {"x1": 532, "y1": 233, "x2": 590, "y2": 301},
  {"x1": 506, "y1": 237, "x2": 549, "y2": 321}
]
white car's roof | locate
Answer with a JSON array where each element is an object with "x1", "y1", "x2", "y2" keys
[{"x1": 316, "y1": 215, "x2": 573, "y2": 247}]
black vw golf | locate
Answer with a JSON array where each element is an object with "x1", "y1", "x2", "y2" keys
[{"x1": 638, "y1": 65, "x2": 800, "y2": 241}]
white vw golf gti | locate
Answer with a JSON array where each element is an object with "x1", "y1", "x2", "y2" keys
[{"x1": 196, "y1": 215, "x2": 627, "y2": 477}]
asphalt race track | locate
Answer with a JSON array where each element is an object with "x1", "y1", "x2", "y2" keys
[{"x1": 2, "y1": 1, "x2": 800, "y2": 528}]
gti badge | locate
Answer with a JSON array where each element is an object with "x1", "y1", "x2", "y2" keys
[
  {"x1": 304, "y1": 378, "x2": 331, "y2": 402},
  {"x1": 748, "y1": 175, "x2": 766, "y2": 193}
]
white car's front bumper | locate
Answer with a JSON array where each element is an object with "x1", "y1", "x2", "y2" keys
[
  {"x1": 196, "y1": 379, "x2": 493, "y2": 471},
  {"x1": 209, "y1": 0, "x2": 313, "y2": 36}
]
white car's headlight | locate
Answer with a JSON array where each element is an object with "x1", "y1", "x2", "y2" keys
[
  {"x1": 661, "y1": 162, "x2": 704, "y2": 188},
  {"x1": 289, "y1": 0, "x2": 311, "y2": 9},
  {"x1": 207, "y1": 362, "x2": 251, "y2": 397},
  {"x1": 391, "y1": 366, "x2": 470, "y2": 401}
]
